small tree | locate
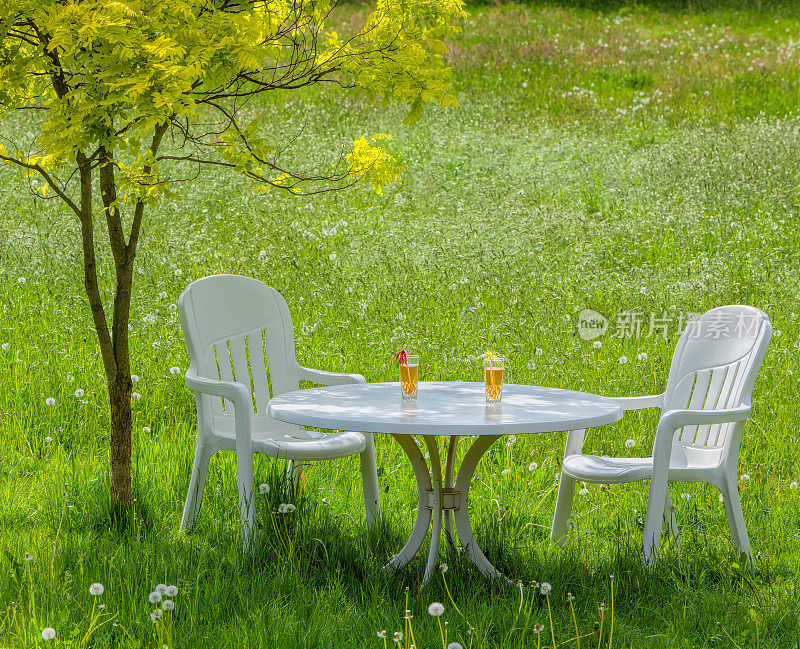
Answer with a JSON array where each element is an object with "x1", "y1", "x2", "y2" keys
[{"x1": 0, "y1": 0, "x2": 463, "y2": 512}]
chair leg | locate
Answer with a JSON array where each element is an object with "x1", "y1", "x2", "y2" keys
[
  {"x1": 180, "y1": 443, "x2": 212, "y2": 531},
  {"x1": 551, "y1": 472, "x2": 577, "y2": 542},
  {"x1": 720, "y1": 477, "x2": 753, "y2": 565},
  {"x1": 642, "y1": 475, "x2": 669, "y2": 568},
  {"x1": 360, "y1": 433, "x2": 382, "y2": 528},
  {"x1": 663, "y1": 489, "x2": 680, "y2": 547},
  {"x1": 286, "y1": 460, "x2": 303, "y2": 498},
  {"x1": 237, "y1": 451, "x2": 256, "y2": 552}
]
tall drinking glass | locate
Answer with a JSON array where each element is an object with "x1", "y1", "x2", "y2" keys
[
  {"x1": 399, "y1": 354, "x2": 419, "y2": 399},
  {"x1": 484, "y1": 357, "x2": 504, "y2": 403}
]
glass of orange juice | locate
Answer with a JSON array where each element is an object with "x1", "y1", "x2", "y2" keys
[
  {"x1": 399, "y1": 354, "x2": 419, "y2": 399},
  {"x1": 484, "y1": 356, "x2": 504, "y2": 404}
]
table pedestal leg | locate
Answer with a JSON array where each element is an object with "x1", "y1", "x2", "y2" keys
[{"x1": 385, "y1": 433, "x2": 504, "y2": 585}]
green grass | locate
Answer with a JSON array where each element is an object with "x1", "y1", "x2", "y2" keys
[{"x1": 2, "y1": 2, "x2": 800, "y2": 648}]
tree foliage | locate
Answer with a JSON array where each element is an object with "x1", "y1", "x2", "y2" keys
[{"x1": 0, "y1": 0, "x2": 464, "y2": 510}]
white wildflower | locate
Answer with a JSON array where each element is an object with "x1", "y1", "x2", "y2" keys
[
  {"x1": 790, "y1": 481, "x2": 798, "y2": 489},
  {"x1": 439, "y1": 564, "x2": 448, "y2": 573},
  {"x1": 579, "y1": 488, "x2": 589, "y2": 496},
  {"x1": 41, "y1": 628, "x2": 56, "y2": 640},
  {"x1": 161, "y1": 600, "x2": 174, "y2": 611},
  {"x1": 625, "y1": 439, "x2": 635, "y2": 449},
  {"x1": 377, "y1": 630, "x2": 387, "y2": 639},
  {"x1": 277, "y1": 503, "x2": 296, "y2": 514},
  {"x1": 165, "y1": 585, "x2": 178, "y2": 597},
  {"x1": 1, "y1": 343, "x2": 9, "y2": 351},
  {"x1": 540, "y1": 582, "x2": 552, "y2": 595},
  {"x1": 528, "y1": 461, "x2": 538, "y2": 471},
  {"x1": 131, "y1": 375, "x2": 139, "y2": 383},
  {"x1": 505, "y1": 435, "x2": 517, "y2": 446},
  {"x1": 148, "y1": 591, "x2": 162, "y2": 603},
  {"x1": 427, "y1": 602, "x2": 445, "y2": 617},
  {"x1": 592, "y1": 340, "x2": 602, "y2": 349},
  {"x1": 143, "y1": 427, "x2": 151, "y2": 434},
  {"x1": 17, "y1": 277, "x2": 26, "y2": 284},
  {"x1": 89, "y1": 583, "x2": 104, "y2": 596},
  {"x1": 132, "y1": 392, "x2": 141, "y2": 401},
  {"x1": 156, "y1": 584, "x2": 167, "y2": 594},
  {"x1": 74, "y1": 389, "x2": 85, "y2": 398},
  {"x1": 448, "y1": 643, "x2": 464, "y2": 649},
  {"x1": 637, "y1": 352, "x2": 647, "y2": 361},
  {"x1": 259, "y1": 484, "x2": 270, "y2": 494},
  {"x1": 45, "y1": 436, "x2": 52, "y2": 443},
  {"x1": 618, "y1": 356, "x2": 628, "y2": 364},
  {"x1": 394, "y1": 632, "x2": 403, "y2": 642},
  {"x1": 45, "y1": 397, "x2": 55, "y2": 406},
  {"x1": 170, "y1": 367, "x2": 180, "y2": 375},
  {"x1": 174, "y1": 269, "x2": 182, "y2": 277},
  {"x1": 740, "y1": 474, "x2": 750, "y2": 482}
]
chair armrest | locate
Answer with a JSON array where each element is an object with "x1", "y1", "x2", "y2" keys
[
  {"x1": 660, "y1": 404, "x2": 751, "y2": 429},
  {"x1": 184, "y1": 369, "x2": 253, "y2": 447},
  {"x1": 297, "y1": 365, "x2": 366, "y2": 386},
  {"x1": 612, "y1": 394, "x2": 664, "y2": 411}
]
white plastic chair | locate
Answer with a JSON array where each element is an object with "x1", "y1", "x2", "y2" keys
[
  {"x1": 552, "y1": 305, "x2": 771, "y2": 566},
  {"x1": 178, "y1": 274, "x2": 381, "y2": 549}
]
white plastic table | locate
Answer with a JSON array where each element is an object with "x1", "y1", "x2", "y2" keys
[{"x1": 267, "y1": 381, "x2": 622, "y2": 584}]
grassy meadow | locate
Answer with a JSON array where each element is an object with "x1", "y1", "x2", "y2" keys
[{"x1": 2, "y1": 1, "x2": 800, "y2": 647}]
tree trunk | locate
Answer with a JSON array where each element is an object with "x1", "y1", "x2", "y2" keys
[{"x1": 109, "y1": 372, "x2": 133, "y2": 508}]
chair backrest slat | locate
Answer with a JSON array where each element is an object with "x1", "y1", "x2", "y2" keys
[
  {"x1": 248, "y1": 330, "x2": 271, "y2": 413},
  {"x1": 661, "y1": 306, "x2": 771, "y2": 453}
]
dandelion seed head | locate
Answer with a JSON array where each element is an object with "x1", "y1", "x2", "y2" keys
[
  {"x1": 45, "y1": 397, "x2": 55, "y2": 406},
  {"x1": 259, "y1": 483, "x2": 270, "y2": 494},
  {"x1": 132, "y1": 392, "x2": 141, "y2": 401},
  {"x1": 740, "y1": 474, "x2": 750, "y2": 482},
  {"x1": 528, "y1": 461, "x2": 538, "y2": 471},
  {"x1": 170, "y1": 367, "x2": 180, "y2": 375},
  {"x1": 149, "y1": 591, "x2": 162, "y2": 604},
  {"x1": 89, "y1": 583, "x2": 104, "y2": 596},
  {"x1": 790, "y1": 481, "x2": 798, "y2": 489},
  {"x1": 1, "y1": 343, "x2": 9, "y2": 351},
  {"x1": 165, "y1": 585, "x2": 178, "y2": 597},
  {"x1": 618, "y1": 356, "x2": 628, "y2": 364},
  {"x1": 447, "y1": 643, "x2": 464, "y2": 649},
  {"x1": 625, "y1": 439, "x2": 635, "y2": 449},
  {"x1": 540, "y1": 582, "x2": 552, "y2": 595},
  {"x1": 161, "y1": 600, "x2": 174, "y2": 611},
  {"x1": 637, "y1": 352, "x2": 648, "y2": 361},
  {"x1": 277, "y1": 503, "x2": 296, "y2": 514},
  {"x1": 74, "y1": 389, "x2": 85, "y2": 398},
  {"x1": 592, "y1": 340, "x2": 602, "y2": 349},
  {"x1": 439, "y1": 564, "x2": 448, "y2": 573},
  {"x1": 156, "y1": 584, "x2": 168, "y2": 594},
  {"x1": 131, "y1": 375, "x2": 139, "y2": 383},
  {"x1": 143, "y1": 427, "x2": 151, "y2": 434},
  {"x1": 41, "y1": 628, "x2": 56, "y2": 640},
  {"x1": 45, "y1": 436, "x2": 52, "y2": 443},
  {"x1": 377, "y1": 630, "x2": 387, "y2": 639},
  {"x1": 427, "y1": 602, "x2": 445, "y2": 617}
]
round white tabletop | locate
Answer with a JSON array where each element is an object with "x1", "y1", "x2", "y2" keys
[{"x1": 266, "y1": 381, "x2": 623, "y2": 435}]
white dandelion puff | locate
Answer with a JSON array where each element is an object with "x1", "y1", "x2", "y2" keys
[
  {"x1": 131, "y1": 375, "x2": 139, "y2": 383},
  {"x1": 592, "y1": 340, "x2": 602, "y2": 349},
  {"x1": 41, "y1": 628, "x2": 56, "y2": 641},
  {"x1": 1, "y1": 343, "x2": 9, "y2": 351},
  {"x1": 528, "y1": 461, "x2": 539, "y2": 471},
  {"x1": 17, "y1": 277, "x2": 26, "y2": 284},
  {"x1": 89, "y1": 583, "x2": 104, "y2": 596},
  {"x1": 156, "y1": 584, "x2": 167, "y2": 594},
  {"x1": 447, "y1": 643, "x2": 464, "y2": 649},
  {"x1": 259, "y1": 483, "x2": 270, "y2": 494},
  {"x1": 148, "y1": 591, "x2": 162, "y2": 603},
  {"x1": 579, "y1": 488, "x2": 589, "y2": 496},
  {"x1": 790, "y1": 481, "x2": 798, "y2": 489},
  {"x1": 277, "y1": 503, "x2": 296, "y2": 514},
  {"x1": 637, "y1": 352, "x2": 648, "y2": 361},
  {"x1": 132, "y1": 392, "x2": 141, "y2": 401},
  {"x1": 740, "y1": 474, "x2": 750, "y2": 482},
  {"x1": 427, "y1": 602, "x2": 445, "y2": 617},
  {"x1": 45, "y1": 397, "x2": 55, "y2": 406},
  {"x1": 618, "y1": 356, "x2": 628, "y2": 364},
  {"x1": 45, "y1": 436, "x2": 52, "y2": 443},
  {"x1": 377, "y1": 630, "x2": 387, "y2": 639},
  {"x1": 143, "y1": 427, "x2": 151, "y2": 434},
  {"x1": 540, "y1": 582, "x2": 552, "y2": 595},
  {"x1": 625, "y1": 439, "x2": 635, "y2": 449},
  {"x1": 174, "y1": 269, "x2": 183, "y2": 277},
  {"x1": 165, "y1": 585, "x2": 178, "y2": 597},
  {"x1": 161, "y1": 600, "x2": 174, "y2": 611},
  {"x1": 74, "y1": 389, "x2": 85, "y2": 398},
  {"x1": 170, "y1": 367, "x2": 181, "y2": 375}
]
